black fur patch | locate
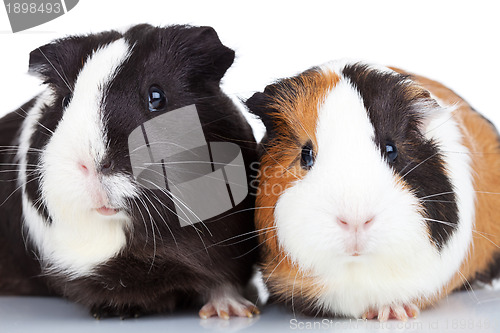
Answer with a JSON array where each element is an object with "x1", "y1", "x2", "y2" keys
[
  {"x1": 0, "y1": 100, "x2": 53, "y2": 296},
  {"x1": 342, "y1": 63, "x2": 459, "y2": 249},
  {"x1": 1, "y1": 24, "x2": 258, "y2": 316},
  {"x1": 472, "y1": 251, "x2": 500, "y2": 285}
]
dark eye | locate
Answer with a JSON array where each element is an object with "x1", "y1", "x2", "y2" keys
[
  {"x1": 385, "y1": 142, "x2": 398, "y2": 162},
  {"x1": 148, "y1": 85, "x2": 167, "y2": 112},
  {"x1": 62, "y1": 94, "x2": 72, "y2": 109},
  {"x1": 300, "y1": 144, "x2": 315, "y2": 170}
]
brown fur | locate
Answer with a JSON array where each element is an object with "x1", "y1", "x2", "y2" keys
[
  {"x1": 257, "y1": 65, "x2": 500, "y2": 314},
  {"x1": 256, "y1": 69, "x2": 339, "y2": 307},
  {"x1": 391, "y1": 68, "x2": 500, "y2": 308}
]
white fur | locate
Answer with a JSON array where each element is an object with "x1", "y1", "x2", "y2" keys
[
  {"x1": 274, "y1": 62, "x2": 474, "y2": 317},
  {"x1": 19, "y1": 39, "x2": 139, "y2": 278}
]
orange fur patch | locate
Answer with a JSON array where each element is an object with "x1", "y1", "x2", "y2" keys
[
  {"x1": 256, "y1": 68, "x2": 339, "y2": 304},
  {"x1": 392, "y1": 68, "x2": 500, "y2": 309}
]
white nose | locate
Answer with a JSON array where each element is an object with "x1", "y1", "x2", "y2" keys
[{"x1": 337, "y1": 217, "x2": 374, "y2": 232}]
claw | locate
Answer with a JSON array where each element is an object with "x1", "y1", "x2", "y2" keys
[
  {"x1": 377, "y1": 305, "x2": 391, "y2": 322},
  {"x1": 199, "y1": 285, "x2": 260, "y2": 320},
  {"x1": 362, "y1": 303, "x2": 419, "y2": 322}
]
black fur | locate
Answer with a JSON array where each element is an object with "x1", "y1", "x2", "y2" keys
[
  {"x1": 0, "y1": 24, "x2": 258, "y2": 317},
  {"x1": 0, "y1": 100, "x2": 53, "y2": 296},
  {"x1": 342, "y1": 64, "x2": 458, "y2": 249},
  {"x1": 245, "y1": 67, "x2": 320, "y2": 146}
]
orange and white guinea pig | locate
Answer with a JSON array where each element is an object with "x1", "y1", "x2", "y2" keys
[{"x1": 245, "y1": 61, "x2": 500, "y2": 321}]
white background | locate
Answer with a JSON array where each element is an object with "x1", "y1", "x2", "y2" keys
[
  {"x1": 0, "y1": 1, "x2": 499, "y2": 330},
  {"x1": 0, "y1": 0, "x2": 499, "y2": 142}
]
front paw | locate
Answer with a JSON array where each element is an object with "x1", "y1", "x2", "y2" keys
[
  {"x1": 91, "y1": 304, "x2": 144, "y2": 320},
  {"x1": 199, "y1": 285, "x2": 260, "y2": 320},
  {"x1": 362, "y1": 303, "x2": 419, "y2": 321}
]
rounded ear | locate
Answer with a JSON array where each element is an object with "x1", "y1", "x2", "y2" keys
[
  {"x1": 122, "y1": 25, "x2": 234, "y2": 86},
  {"x1": 245, "y1": 82, "x2": 289, "y2": 134},
  {"x1": 183, "y1": 26, "x2": 235, "y2": 83},
  {"x1": 245, "y1": 90, "x2": 274, "y2": 131},
  {"x1": 29, "y1": 31, "x2": 121, "y2": 86},
  {"x1": 28, "y1": 39, "x2": 75, "y2": 83},
  {"x1": 412, "y1": 91, "x2": 449, "y2": 134}
]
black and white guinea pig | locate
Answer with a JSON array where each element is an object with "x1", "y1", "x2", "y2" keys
[
  {"x1": 0, "y1": 24, "x2": 260, "y2": 319},
  {"x1": 245, "y1": 60, "x2": 500, "y2": 321}
]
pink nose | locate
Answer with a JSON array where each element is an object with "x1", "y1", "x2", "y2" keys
[
  {"x1": 337, "y1": 217, "x2": 374, "y2": 231},
  {"x1": 79, "y1": 162, "x2": 89, "y2": 175}
]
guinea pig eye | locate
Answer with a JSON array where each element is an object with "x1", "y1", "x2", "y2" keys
[
  {"x1": 62, "y1": 94, "x2": 72, "y2": 109},
  {"x1": 385, "y1": 142, "x2": 398, "y2": 162},
  {"x1": 300, "y1": 144, "x2": 315, "y2": 170},
  {"x1": 148, "y1": 85, "x2": 167, "y2": 112}
]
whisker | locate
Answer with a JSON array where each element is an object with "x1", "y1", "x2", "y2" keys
[
  {"x1": 141, "y1": 194, "x2": 165, "y2": 246},
  {"x1": 129, "y1": 141, "x2": 197, "y2": 155},
  {"x1": 209, "y1": 133, "x2": 259, "y2": 146},
  {"x1": 260, "y1": 144, "x2": 300, "y2": 181},
  {"x1": 0, "y1": 176, "x2": 40, "y2": 206},
  {"x1": 135, "y1": 195, "x2": 157, "y2": 270},
  {"x1": 401, "y1": 152, "x2": 439, "y2": 178},
  {"x1": 36, "y1": 47, "x2": 73, "y2": 92},
  {"x1": 139, "y1": 187, "x2": 178, "y2": 250},
  {"x1": 0, "y1": 172, "x2": 41, "y2": 183},
  {"x1": 475, "y1": 191, "x2": 500, "y2": 196},
  {"x1": 216, "y1": 226, "x2": 276, "y2": 244},
  {"x1": 232, "y1": 233, "x2": 278, "y2": 260},
  {"x1": 19, "y1": 106, "x2": 55, "y2": 136},
  {"x1": 251, "y1": 246, "x2": 285, "y2": 307},
  {"x1": 140, "y1": 182, "x2": 193, "y2": 228},
  {"x1": 139, "y1": 178, "x2": 209, "y2": 249},
  {"x1": 133, "y1": 164, "x2": 247, "y2": 190},
  {"x1": 151, "y1": 185, "x2": 212, "y2": 255},
  {"x1": 189, "y1": 227, "x2": 278, "y2": 258},
  {"x1": 291, "y1": 266, "x2": 301, "y2": 319},
  {"x1": 419, "y1": 192, "x2": 456, "y2": 200},
  {"x1": 423, "y1": 218, "x2": 456, "y2": 228},
  {"x1": 163, "y1": 180, "x2": 213, "y2": 237},
  {"x1": 424, "y1": 107, "x2": 459, "y2": 136},
  {"x1": 145, "y1": 188, "x2": 209, "y2": 254},
  {"x1": 264, "y1": 250, "x2": 289, "y2": 285},
  {"x1": 206, "y1": 206, "x2": 275, "y2": 224},
  {"x1": 457, "y1": 269, "x2": 479, "y2": 303},
  {"x1": 130, "y1": 199, "x2": 150, "y2": 249},
  {"x1": 212, "y1": 227, "x2": 278, "y2": 248},
  {"x1": 144, "y1": 161, "x2": 244, "y2": 168},
  {"x1": 472, "y1": 230, "x2": 500, "y2": 249}
]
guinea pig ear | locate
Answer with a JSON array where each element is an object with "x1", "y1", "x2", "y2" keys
[
  {"x1": 28, "y1": 39, "x2": 74, "y2": 85},
  {"x1": 410, "y1": 86, "x2": 449, "y2": 133},
  {"x1": 184, "y1": 26, "x2": 235, "y2": 83},
  {"x1": 28, "y1": 31, "x2": 121, "y2": 87},
  {"x1": 245, "y1": 85, "x2": 282, "y2": 132}
]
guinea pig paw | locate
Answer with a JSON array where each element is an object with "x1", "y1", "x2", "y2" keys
[
  {"x1": 362, "y1": 303, "x2": 419, "y2": 322},
  {"x1": 199, "y1": 289, "x2": 259, "y2": 320},
  {"x1": 91, "y1": 304, "x2": 143, "y2": 320}
]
